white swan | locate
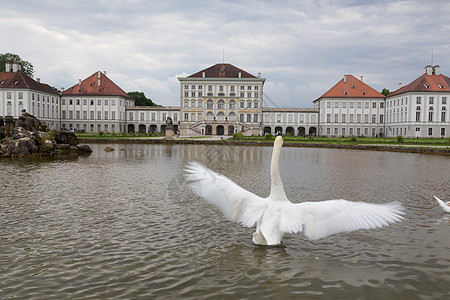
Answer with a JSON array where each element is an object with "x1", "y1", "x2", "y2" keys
[
  {"x1": 434, "y1": 196, "x2": 450, "y2": 213},
  {"x1": 185, "y1": 136, "x2": 405, "y2": 245}
]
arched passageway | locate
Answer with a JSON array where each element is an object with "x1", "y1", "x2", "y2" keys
[
  {"x1": 205, "y1": 125, "x2": 213, "y2": 135},
  {"x1": 138, "y1": 124, "x2": 146, "y2": 133},
  {"x1": 297, "y1": 127, "x2": 306, "y2": 136},
  {"x1": 217, "y1": 125, "x2": 224, "y2": 135},
  {"x1": 286, "y1": 127, "x2": 294, "y2": 136}
]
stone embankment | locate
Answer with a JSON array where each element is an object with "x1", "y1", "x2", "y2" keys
[
  {"x1": 78, "y1": 138, "x2": 450, "y2": 155},
  {"x1": 0, "y1": 113, "x2": 92, "y2": 158}
]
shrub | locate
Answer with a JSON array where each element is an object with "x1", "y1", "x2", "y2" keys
[
  {"x1": 232, "y1": 133, "x2": 244, "y2": 140},
  {"x1": 99, "y1": 131, "x2": 104, "y2": 136},
  {"x1": 397, "y1": 135, "x2": 404, "y2": 143},
  {"x1": 265, "y1": 134, "x2": 273, "y2": 140},
  {"x1": 350, "y1": 136, "x2": 357, "y2": 142}
]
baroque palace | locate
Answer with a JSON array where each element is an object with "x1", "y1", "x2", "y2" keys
[{"x1": 1, "y1": 62, "x2": 449, "y2": 138}]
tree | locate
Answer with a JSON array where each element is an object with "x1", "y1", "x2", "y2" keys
[
  {"x1": 0, "y1": 53, "x2": 34, "y2": 77},
  {"x1": 127, "y1": 91, "x2": 157, "y2": 106},
  {"x1": 381, "y1": 88, "x2": 390, "y2": 96}
]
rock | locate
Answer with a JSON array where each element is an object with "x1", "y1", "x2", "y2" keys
[
  {"x1": 36, "y1": 133, "x2": 56, "y2": 155},
  {"x1": 1, "y1": 113, "x2": 91, "y2": 158},
  {"x1": 11, "y1": 127, "x2": 33, "y2": 139},
  {"x1": 0, "y1": 125, "x2": 5, "y2": 140},
  {"x1": 15, "y1": 112, "x2": 48, "y2": 132},
  {"x1": 77, "y1": 145, "x2": 93, "y2": 154},
  {"x1": 1, "y1": 137, "x2": 38, "y2": 156},
  {"x1": 54, "y1": 130, "x2": 78, "y2": 146},
  {"x1": 55, "y1": 144, "x2": 71, "y2": 150}
]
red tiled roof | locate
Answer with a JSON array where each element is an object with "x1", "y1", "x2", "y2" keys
[
  {"x1": 388, "y1": 71, "x2": 450, "y2": 97},
  {"x1": 188, "y1": 63, "x2": 257, "y2": 78},
  {"x1": 63, "y1": 71, "x2": 133, "y2": 99},
  {"x1": 318, "y1": 75, "x2": 384, "y2": 99},
  {"x1": 0, "y1": 70, "x2": 58, "y2": 94}
]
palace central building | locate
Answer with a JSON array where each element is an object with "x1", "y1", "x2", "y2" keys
[{"x1": 178, "y1": 63, "x2": 265, "y2": 136}]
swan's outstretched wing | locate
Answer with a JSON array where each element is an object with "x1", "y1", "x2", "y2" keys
[
  {"x1": 434, "y1": 196, "x2": 450, "y2": 213},
  {"x1": 292, "y1": 200, "x2": 405, "y2": 240},
  {"x1": 185, "y1": 162, "x2": 267, "y2": 227}
]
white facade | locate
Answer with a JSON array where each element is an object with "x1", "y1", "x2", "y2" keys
[
  {"x1": 315, "y1": 97, "x2": 386, "y2": 137},
  {"x1": 0, "y1": 62, "x2": 60, "y2": 130},
  {"x1": 385, "y1": 66, "x2": 449, "y2": 138},
  {"x1": 60, "y1": 95, "x2": 132, "y2": 133},
  {"x1": 178, "y1": 64, "x2": 265, "y2": 136},
  {"x1": 60, "y1": 71, "x2": 134, "y2": 133},
  {"x1": 126, "y1": 106, "x2": 180, "y2": 134},
  {"x1": 385, "y1": 93, "x2": 448, "y2": 137},
  {"x1": 262, "y1": 108, "x2": 319, "y2": 136},
  {"x1": 313, "y1": 75, "x2": 386, "y2": 137}
]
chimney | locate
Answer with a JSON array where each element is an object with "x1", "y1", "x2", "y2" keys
[
  {"x1": 202, "y1": 72, "x2": 205, "y2": 78},
  {"x1": 343, "y1": 75, "x2": 347, "y2": 83},
  {"x1": 425, "y1": 65, "x2": 433, "y2": 75},
  {"x1": 36, "y1": 78, "x2": 40, "y2": 83},
  {"x1": 61, "y1": 87, "x2": 65, "y2": 93},
  {"x1": 238, "y1": 72, "x2": 241, "y2": 78},
  {"x1": 12, "y1": 62, "x2": 21, "y2": 72},
  {"x1": 398, "y1": 83, "x2": 402, "y2": 88},
  {"x1": 78, "y1": 79, "x2": 82, "y2": 85},
  {"x1": 103, "y1": 71, "x2": 106, "y2": 75},
  {"x1": 5, "y1": 62, "x2": 12, "y2": 72},
  {"x1": 433, "y1": 65, "x2": 440, "y2": 75},
  {"x1": 258, "y1": 72, "x2": 261, "y2": 78},
  {"x1": 360, "y1": 75, "x2": 363, "y2": 82}
]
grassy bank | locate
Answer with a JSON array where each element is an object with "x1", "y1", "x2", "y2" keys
[
  {"x1": 76, "y1": 132, "x2": 450, "y2": 147},
  {"x1": 231, "y1": 134, "x2": 450, "y2": 146}
]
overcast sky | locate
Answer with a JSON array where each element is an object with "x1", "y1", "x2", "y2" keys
[{"x1": 2, "y1": 0, "x2": 449, "y2": 108}]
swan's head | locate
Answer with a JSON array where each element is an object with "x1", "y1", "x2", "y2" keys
[{"x1": 274, "y1": 136, "x2": 283, "y2": 148}]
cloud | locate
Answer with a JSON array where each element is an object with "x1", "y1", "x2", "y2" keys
[{"x1": 1, "y1": 0, "x2": 450, "y2": 109}]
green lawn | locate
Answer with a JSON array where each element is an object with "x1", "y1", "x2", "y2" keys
[
  {"x1": 232, "y1": 135, "x2": 450, "y2": 146},
  {"x1": 75, "y1": 132, "x2": 450, "y2": 147}
]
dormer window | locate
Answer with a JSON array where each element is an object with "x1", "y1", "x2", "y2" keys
[
  {"x1": 423, "y1": 84, "x2": 430, "y2": 88},
  {"x1": 0, "y1": 80, "x2": 4, "y2": 85}
]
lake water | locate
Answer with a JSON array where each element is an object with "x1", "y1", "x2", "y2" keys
[{"x1": 1, "y1": 143, "x2": 449, "y2": 299}]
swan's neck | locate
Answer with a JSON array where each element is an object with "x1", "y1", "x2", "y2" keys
[{"x1": 269, "y1": 137, "x2": 288, "y2": 201}]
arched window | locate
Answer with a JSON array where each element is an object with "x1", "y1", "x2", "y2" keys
[
  {"x1": 207, "y1": 99, "x2": 213, "y2": 109},
  {"x1": 218, "y1": 100, "x2": 225, "y2": 109},
  {"x1": 229, "y1": 112, "x2": 236, "y2": 121},
  {"x1": 229, "y1": 100, "x2": 236, "y2": 110},
  {"x1": 217, "y1": 112, "x2": 225, "y2": 121},
  {"x1": 191, "y1": 99, "x2": 196, "y2": 107},
  {"x1": 197, "y1": 99, "x2": 203, "y2": 108},
  {"x1": 206, "y1": 112, "x2": 214, "y2": 120}
]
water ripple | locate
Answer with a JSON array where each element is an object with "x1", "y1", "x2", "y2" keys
[{"x1": 0, "y1": 144, "x2": 449, "y2": 299}]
